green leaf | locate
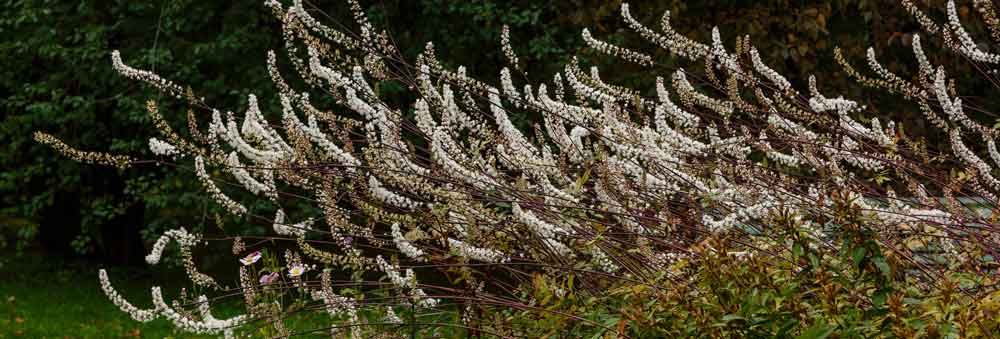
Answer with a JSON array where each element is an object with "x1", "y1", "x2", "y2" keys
[
  {"x1": 573, "y1": 166, "x2": 591, "y2": 194},
  {"x1": 808, "y1": 253, "x2": 821, "y2": 270},
  {"x1": 776, "y1": 319, "x2": 800, "y2": 337},
  {"x1": 852, "y1": 247, "x2": 866, "y2": 269},
  {"x1": 873, "y1": 257, "x2": 891, "y2": 279},
  {"x1": 795, "y1": 323, "x2": 835, "y2": 339},
  {"x1": 721, "y1": 314, "x2": 745, "y2": 322}
]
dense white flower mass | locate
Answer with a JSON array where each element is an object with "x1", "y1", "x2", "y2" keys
[
  {"x1": 37, "y1": 0, "x2": 1000, "y2": 336},
  {"x1": 272, "y1": 209, "x2": 313, "y2": 237},
  {"x1": 376, "y1": 256, "x2": 438, "y2": 308},
  {"x1": 391, "y1": 222, "x2": 425, "y2": 260},
  {"x1": 98, "y1": 269, "x2": 159, "y2": 322},
  {"x1": 448, "y1": 238, "x2": 508, "y2": 263},
  {"x1": 145, "y1": 227, "x2": 200, "y2": 265},
  {"x1": 99, "y1": 269, "x2": 246, "y2": 335},
  {"x1": 148, "y1": 137, "x2": 178, "y2": 156},
  {"x1": 194, "y1": 155, "x2": 247, "y2": 216},
  {"x1": 368, "y1": 175, "x2": 420, "y2": 209},
  {"x1": 152, "y1": 287, "x2": 246, "y2": 335}
]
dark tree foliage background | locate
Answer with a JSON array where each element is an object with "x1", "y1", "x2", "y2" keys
[{"x1": 2, "y1": 0, "x2": 984, "y2": 265}]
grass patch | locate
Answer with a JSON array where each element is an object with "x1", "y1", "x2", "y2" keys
[
  {"x1": 0, "y1": 250, "x2": 365, "y2": 338},
  {"x1": 0, "y1": 250, "x2": 223, "y2": 338}
]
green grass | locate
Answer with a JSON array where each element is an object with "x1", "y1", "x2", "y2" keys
[
  {"x1": 0, "y1": 249, "x2": 383, "y2": 338},
  {"x1": 0, "y1": 250, "x2": 228, "y2": 338}
]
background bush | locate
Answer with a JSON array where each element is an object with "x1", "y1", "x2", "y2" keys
[{"x1": 3, "y1": 0, "x2": 910, "y2": 264}]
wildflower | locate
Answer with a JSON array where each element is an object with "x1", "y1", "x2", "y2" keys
[
  {"x1": 287, "y1": 264, "x2": 307, "y2": 278},
  {"x1": 239, "y1": 251, "x2": 262, "y2": 266},
  {"x1": 259, "y1": 271, "x2": 279, "y2": 285}
]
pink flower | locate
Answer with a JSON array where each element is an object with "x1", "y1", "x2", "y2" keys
[
  {"x1": 287, "y1": 264, "x2": 307, "y2": 278},
  {"x1": 259, "y1": 271, "x2": 279, "y2": 285},
  {"x1": 240, "y1": 251, "x2": 262, "y2": 266}
]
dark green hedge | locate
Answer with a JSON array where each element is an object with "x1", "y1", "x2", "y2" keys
[{"x1": 0, "y1": 0, "x2": 954, "y2": 262}]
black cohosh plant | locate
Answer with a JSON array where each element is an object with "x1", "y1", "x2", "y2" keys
[{"x1": 34, "y1": 0, "x2": 1000, "y2": 337}]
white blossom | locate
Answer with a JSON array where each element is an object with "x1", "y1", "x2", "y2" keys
[{"x1": 148, "y1": 137, "x2": 178, "y2": 156}]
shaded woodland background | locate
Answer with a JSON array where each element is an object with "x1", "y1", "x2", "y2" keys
[{"x1": 2, "y1": 0, "x2": 987, "y2": 266}]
